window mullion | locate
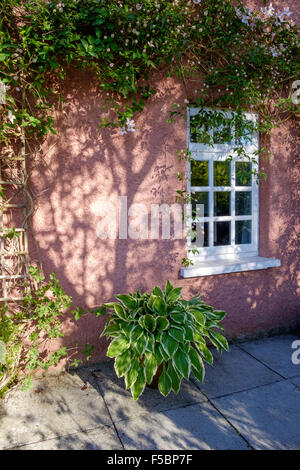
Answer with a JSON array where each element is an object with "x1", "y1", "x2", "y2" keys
[
  {"x1": 231, "y1": 160, "x2": 235, "y2": 246},
  {"x1": 209, "y1": 158, "x2": 214, "y2": 247}
]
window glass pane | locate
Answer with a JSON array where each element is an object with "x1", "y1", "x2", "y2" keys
[
  {"x1": 214, "y1": 222, "x2": 231, "y2": 246},
  {"x1": 236, "y1": 162, "x2": 252, "y2": 186},
  {"x1": 191, "y1": 222, "x2": 209, "y2": 247},
  {"x1": 214, "y1": 191, "x2": 230, "y2": 216},
  {"x1": 235, "y1": 119, "x2": 254, "y2": 146},
  {"x1": 190, "y1": 117, "x2": 209, "y2": 143},
  {"x1": 192, "y1": 192, "x2": 209, "y2": 217},
  {"x1": 214, "y1": 161, "x2": 230, "y2": 186},
  {"x1": 236, "y1": 220, "x2": 252, "y2": 244},
  {"x1": 190, "y1": 115, "x2": 232, "y2": 144},
  {"x1": 191, "y1": 160, "x2": 209, "y2": 186},
  {"x1": 235, "y1": 191, "x2": 252, "y2": 216},
  {"x1": 212, "y1": 124, "x2": 232, "y2": 144}
]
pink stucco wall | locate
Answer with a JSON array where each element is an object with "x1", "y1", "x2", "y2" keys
[{"x1": 28, "y1": 1, "x2": 300, "y2": 364}]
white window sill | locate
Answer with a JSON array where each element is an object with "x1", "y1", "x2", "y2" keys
[{"x1": 180, "y1": 256, "x2": 281, "y2": 278}]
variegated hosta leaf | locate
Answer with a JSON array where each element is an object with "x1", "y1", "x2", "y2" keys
[
  {"x1": 169, "y1": 312, "x2": 185, "y2": 324},
  {"x1": 195, "y1": 342, "x2": 214, "y2": 365},
  {"x1": 159, "y1": 343, "x2": 169, "y2": 362},
  {"x1": 114, "y1": 303, "x2": 128, "y2": 320},
  {"x1": 138, "y1": 315, "x2": 145, "y2": 330},
  {"x1": 130, "y1": 324, "x2": 143, "y2": 342},
  {"x1": 206, "y1": 310, "x2": 227, "y2": 321},
  {"x1": 114, "y1": 349, "x2": 132, "y2": 377},
  {"x1": 152, "y1": 296, "x2": 167, "y2": 316},
  {"x1": 165, "y1": 280, "x2": 174, "y2": 297},
  {"x1": 159, "y1": 331, "x2": 178, "y2": 358},
  {"x1": 167, "y1": 361, "x2": 182, "y2": 394},
  {"x1": 131, "y1": 366, "x2": 146, "y2": 401},
  {"x1": 154, "y1": 343, "x2": 164, "y2": 366},
  {"x1": 173, "y1": 347, "x2": 190, "y2": 380},
  {"x1": 145, "y1": 333, "x2": 155, "y2": 353},
  {"x1": 152, "y1": 286, "x2": 165, "y2": 299},
  {"x1": 183, "y1": 324, "x2": 194, "y2": 341},
  {"x1": 103, "y1": 302, "x2": 117, "y2": 309},
  {"x1": 189, "y1": 309, "x2": 206, "y2": 326},
  {"x1": 143, "y1": 313, "x2": 156, "y2": 332},
  {"x1": 187, "y1": 294, "x2": 202, "y2": 305},
  {"x1": 168, "y1": 326, "x2": 185, "y2": 343},
  {"x1": 144, "y1": 352, "x2": 158, "y2": 385},
  {"x1": 189, "y1": 347, "x2": 205, "y2": 383},
  {"x1": 115, "y1": 294, "x2": 138, "y2": 310},
  {"x1": 205, "y1": 320, "x2": 225, "y2": 332},
  {"x1": 208, "y1": 330, "x2": 229, "y2": 353},
  {"x1": 121, "y1": 322, "x2": 137, "y2": 338},
  {"x1": 193, "y1": 330, "x2": 206, "y2": 344},
  {"x1": 180, "y1": 342, "x2": 191, "y2": 355},
  {"x1": 158, "y1": 364, "x2": 172, "y2": 397},
  {"x1": 135, "y1": 335, "x2": 148, "y2": 357},
  {"x1": 156, "y1": 316, "x2": 169, "y2": 331},
  {"x1": 100, "y1": 322, "x2": 120, "y2": 338},
  {"x1": 166, "y1": 287, "x2": 182, "y2": 304},
  {"x1": 125, "y1": 357, "x2": 139, "y2": 389},
  {"x1": 147, "y1": 293, "x2": 157, "y2": 310},
  {"x1": 106, "y1": 336, "x2": 130, "y2": 358}
]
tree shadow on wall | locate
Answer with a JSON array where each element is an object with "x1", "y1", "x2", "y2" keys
[
  {"x1": 27, "y1": 66, "x2": 187, "y2": 363},
  {"x1": 184, "y1": 121, "x2": 300, "y2": 340}
]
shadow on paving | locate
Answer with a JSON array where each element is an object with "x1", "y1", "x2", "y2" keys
[
  {"x1": 1, "y1": 332, "x2": 300, "y2": 450},
  {"x1": 73, "y1": 357, "x2": 249, "y2": 450},
  {"x1": 0, "y1": 372, "x2": 115, "y2": 450}
]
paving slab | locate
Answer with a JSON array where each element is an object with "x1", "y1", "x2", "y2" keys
[
  {"x1": 289, "y1": 375, "x2": 300, "y2": 388},
  {"x1": 213, "y1": 380, "x2": 300, "y2": 450},
  {"x1": 0, "y1": 372, "x2": 112, "y2": 450},
  {"x1": 238, "y1": 334, "x2": 300, "y2": 378},
  {"x1": 92, "y1": 360, "x2": 207, "y2": 423},
  {"x1": 191, "y1": 345, "x2": 281, "y2": 398},
  {"x1": 12, "y1": 426, "x2": 122, "y2": 450},
  {"x1": 115, "y1": 402, "x2": 249, "y2": 450}
]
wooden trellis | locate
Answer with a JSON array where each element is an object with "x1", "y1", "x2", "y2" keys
[{"x1": 0, "y1": 135, "x2": 29, "y2": 302}]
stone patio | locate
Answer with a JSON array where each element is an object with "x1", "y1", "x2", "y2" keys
[{"x1": 1, "y1": 332, "x2": 300, "y2": 450}]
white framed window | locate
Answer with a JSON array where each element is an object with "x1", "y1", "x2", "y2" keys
[{"x1": 181, "y1": 107, "x2": 280, "y2": 278}]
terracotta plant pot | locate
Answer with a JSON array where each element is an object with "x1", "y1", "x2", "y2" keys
[{"x1": 147, "y1": 363, "x2": 163, "y2": 389}]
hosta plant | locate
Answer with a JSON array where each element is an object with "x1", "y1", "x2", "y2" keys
[{"x1": 100, "y1": 281, "x2": 228, "y2": 400}]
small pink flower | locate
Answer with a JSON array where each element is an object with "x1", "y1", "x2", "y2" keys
[{"x1": 8, "y1": 110, "x2": 16, "y2": 124}]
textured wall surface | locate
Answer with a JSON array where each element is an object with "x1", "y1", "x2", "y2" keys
[{"x1": 28, "y1": 0, "x2": 300, "y2": 364}]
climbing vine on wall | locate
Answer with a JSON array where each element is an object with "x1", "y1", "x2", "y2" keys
[
  {"x1": 0, "y1": 0, "x2": 299, "y2": 139},
  {"x1": 0, "y1": 0, "x2": 299, "y2": 392}
]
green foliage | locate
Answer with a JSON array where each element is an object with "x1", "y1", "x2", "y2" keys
[
  {"x1": 0, "y1": 0, "x2": 298, "y2": 395},
  {"x1": 0, "y1": 0, "x2": 298, "y2": 142},
  {"x1": 0, "y1": 265, "x2": 84, "y2": 396},
  {"x1": 100, "y1": 280, "x2": 228, "y2": 400}
]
